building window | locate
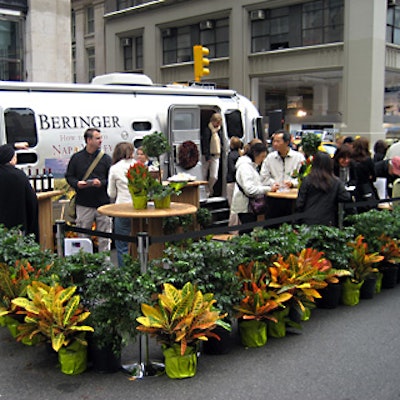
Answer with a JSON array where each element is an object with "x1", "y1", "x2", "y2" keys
[
  {"x1": 251, "y1": 0, "x2": 343, "y2": 53},
  {"x1": 87, "y1": 47, "x2": 95, "y2": 82},
  {"x1": 387, "y1": 4, "x2": 400, "y2": 45},
  {"x1": 162, "y1": 17, "x2": 229, "y2": 65},
  {"x1": 0, "y1": 18, "x2": 23, "y2": 81},
  {"x1": 86, "y1": 6, "x2": 94, "y2": 34},
  {"x1": 201, "y1": 18, "x2": 229, "y2": 58},
  {"x1": 105, "y1": 0, "x2": 163, "y2": 13},
  {"x1": 122, "y1": 36, "x2": 143, "y2": 71},
  {"x1": 302, "y1": 0, "x2": 343, "y2": 46}
]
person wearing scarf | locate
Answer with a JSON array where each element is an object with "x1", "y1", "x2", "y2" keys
[{"x1": 201, "y1": 113, "x2": 223, "y2": 197}]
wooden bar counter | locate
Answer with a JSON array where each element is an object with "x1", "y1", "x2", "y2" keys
[
  {"x1": 36, "y1": 190, "x2": 63, "y2": 251},
  {"x1": 98, "y1": 201, "x2": 197, "y2": 260},
  {"x1": 169, "y1": 180, "x2": 207, "y2": 208}
]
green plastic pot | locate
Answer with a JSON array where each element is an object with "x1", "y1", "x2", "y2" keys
[
  {"x1": 341, "y1": 278, "x2": 363, "y2": 306},
  {"x1": 162, "y1": 344, "x2": 197, "y2": 379},
  {"x1": 58, "y1": 340, "x2": 88, "y2": 375},
  {"x1": 239, "y1": 320, "x2": 267, "y2": 348}
]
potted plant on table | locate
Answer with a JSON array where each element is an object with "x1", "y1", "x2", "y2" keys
[
  {"x1": 11, "y1": 281, "x2": 94, "y2": 375},
  {"x1": 126, "y1": 161, "x2": 153, "y2": 209},
  {"x1": 142, "y1": 131, "x2": 171, "y2": 184},
  {"x1": 136, "y1": 281, "x2": 230, "y2": 379},
  {"x1": 148, "y1": 179, "x2": 185, "y2": 209}
]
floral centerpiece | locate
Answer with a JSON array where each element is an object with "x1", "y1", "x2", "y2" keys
[
  {"x1": 292, "y1": 132, "x2": 321, "y2": 186},
  {"x1": 292, "y1": 156, "x2": 313, "y2": 186},
  {"x1": 126, "y1": 161, "x2": 153, "y2": 209}
]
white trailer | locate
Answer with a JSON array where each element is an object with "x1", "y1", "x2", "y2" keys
[{"x1": 0, "y1": 73, "x2": 263, "y2": 196}]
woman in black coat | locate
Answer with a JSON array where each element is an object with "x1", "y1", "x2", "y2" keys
[
  {"x1": 352, "y1": 137, "x2": 378, "y2": 212},
  {"x1": 296, "y1": 152, "x2": 351, "y2": 226},
  {"x1": 0, "y1": 145, "x2": 39, "y2": 241}
]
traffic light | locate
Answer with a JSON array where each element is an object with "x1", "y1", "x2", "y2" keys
[{"x1": 193, "y1": 45, "x2": 210, "y2": 82}]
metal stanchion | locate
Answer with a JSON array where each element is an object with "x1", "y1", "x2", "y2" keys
[
  {"x1": 338, "y1": 203, "x2": 344, "y2": 230},
  {"x1": 122, "y1": 232, "x2": 164, "y2": 378}
]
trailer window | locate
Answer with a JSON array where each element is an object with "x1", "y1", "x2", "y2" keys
[
  {"x1": 5, "y1": 108, "x2": 38, "y2": 147},
  {"x1": 132, "y1": 121, "x2": 152, "y2": 131},
  {"x1": 225, "y1": 110, "x2": 244, "y2": 139},
  {"x1": 173, "y1": 111, "x2": 196, "y2": 131}
]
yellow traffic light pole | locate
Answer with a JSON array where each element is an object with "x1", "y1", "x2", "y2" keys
[{"x1": 193, "y1": 45, "x2": 210, "y2": 82}]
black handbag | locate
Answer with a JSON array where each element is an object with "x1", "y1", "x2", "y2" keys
[
  {"x1": 236, "y1": 181, "x2": 268, "y2": 215},
  {"x1": 248, "y1": 195, "x2": 268, "y2": 215}
]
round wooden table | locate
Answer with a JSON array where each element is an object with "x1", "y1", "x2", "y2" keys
[
  {"x1": 266, "y1": 189, "x2": 298, "y2": 222},
  {"x1": 266, "y1": 188, "x2": 298, "y2": 200},
  {"x1": 98, "y1": 201, "x2": 197, "y2": 260}
]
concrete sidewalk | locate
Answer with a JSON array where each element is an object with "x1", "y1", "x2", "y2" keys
[{"x1": 1, "y1": 286, "x2": 400, "y2": 400}]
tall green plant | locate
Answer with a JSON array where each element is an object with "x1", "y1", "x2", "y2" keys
[{"x1": 142, "y1": 131, "x2": 171, "y2": 183}]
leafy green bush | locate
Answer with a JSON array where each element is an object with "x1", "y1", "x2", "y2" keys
[
  {"x1": 146, "y1": 239, "x2": 242, "y2": 319},
  {"x1": 0, "y1": 225, "x2": 55, "y2": 268},
  {"x1": 300, "y1": 225, "x2": 355, "y2": 270}
]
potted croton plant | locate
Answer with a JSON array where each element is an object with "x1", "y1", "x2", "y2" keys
[
  {"x1": 269, "y1": 247, "x2": 337, "y2": 325},
  {"x1": 235, "y1": 261, "x2": 293, "y2": 346},
  {"x1": 377, "y1": 234, "x2": 400, "y2": 289},
  {"x1": 344, "y1": 235, "x2": 383, "y2": 304},
  {"x1": 11, "y1": 281, "x2": 94, "y2": 375},
  {"x1": 136, "y1": 281, "x2": 229, "y2": 379},
  {"x1": 126, "y1": 161, "x2": 153, "y2": 209}
]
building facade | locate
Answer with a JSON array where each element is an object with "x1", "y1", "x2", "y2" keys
[
  {"x1": 0, "y1": 0, "x2": 71, "y2": 83},
  {"x1": 72, "y1": 0, "x2": 400, "y2": 143}
]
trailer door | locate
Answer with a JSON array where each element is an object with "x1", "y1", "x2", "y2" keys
[{"x1": 167, "y1": 105, "x2": 202, "y2": 179}]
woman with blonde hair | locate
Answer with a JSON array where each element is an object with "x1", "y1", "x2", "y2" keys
[{"x1": 108, "y1": 141, "x2": 135, "y2": 266}]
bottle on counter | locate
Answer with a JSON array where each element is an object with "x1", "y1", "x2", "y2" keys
[
  {"x1": 47, "y1": 168, "x2": 54, "y2": 191},
  {"x1": 35, "y1": 168, "x2": 42, "y2": 192},
  {"x1": 28, "y1": 168, "x2": 35, "y2": 190},
  {"x1": 42, "y1": 168, "x2": 49, "y2": 192}
]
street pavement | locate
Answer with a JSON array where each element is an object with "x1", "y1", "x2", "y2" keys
[{"x1": 1, "y1": 284, "x2": 400, "y2": 400}]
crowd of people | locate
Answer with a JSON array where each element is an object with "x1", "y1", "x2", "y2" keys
[
  {"x1": 229, "y1": 130, "x2": 400, "y2": 233},
  {"x1": 2, "y1": 122, "x2": 400, "y2": 267}
]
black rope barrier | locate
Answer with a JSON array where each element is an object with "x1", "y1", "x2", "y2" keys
[{"x1": 60, "y1": 195, "x2": 400, "y2": 248}]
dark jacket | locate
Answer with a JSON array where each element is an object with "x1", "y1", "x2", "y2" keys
[
  {"x1": 296, "y1": 176, "x2": 351, "y2": 226},
  {"x1": 227, "y1": 149, "x2": 240, "y2": 183},
  {"x1": 353, "y1": 157, "x2": 377, "y2": 202},
  {"x1": 65, "y1": 148, "x2": 111, "y2": 208},
  {"x1": 201, "y1": 125, "x2": 222, "y2": 161},
  {"x1": 0, "y1": 164, "x2": 39, "y2": 241}
]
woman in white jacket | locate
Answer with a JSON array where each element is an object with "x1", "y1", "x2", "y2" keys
[
  {"x1": 231, "y1": 142, "x2": 270, "y2": 233},
  {"x1": 108, "y1": 142, "x2": 136, "y2": 267}
]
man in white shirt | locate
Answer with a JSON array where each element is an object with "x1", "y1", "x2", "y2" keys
[
  {"x1": 260, "y1": 130, "x2": 305, "y2": 222},
  {"x1": 261, "y1": 130, "x2": 305, "y2": 190}
]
